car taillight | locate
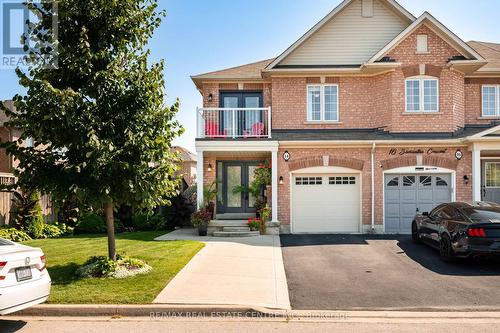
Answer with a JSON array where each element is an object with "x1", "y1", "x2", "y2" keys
[
  {"x1": 0, "y1": 262, "x2": 6, "y2": 280},
  {"x1": 39, "y1": 255, "x2": 46, "y2": 271},
  {"x1": 468, "y1": 228, "x2": 486, "y2": 238}
]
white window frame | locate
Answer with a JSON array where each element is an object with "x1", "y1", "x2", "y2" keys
[
  {"x1": 405, "y1": 76, "x2": 439, "y2": 113},
  {"x1": 482, "y1": 85, "x2": 500, "y2": 117},
  {"x1": 307, "y1": 84, "x2": 339, "y2": 122},
  {"x1": 485, "y1": 162, "x2": 500, "y2": 188}
]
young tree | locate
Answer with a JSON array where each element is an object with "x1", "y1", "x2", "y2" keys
[{"x1": 1, "y1": 0, "x2": 183, "y2": 260}]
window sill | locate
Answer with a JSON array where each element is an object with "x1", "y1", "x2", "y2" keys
[
  {"x1": 477, "y1": 116, "x2": 500, "y2": 120},
  {"x1": 402, "y1": 112, "x2": 441, "y2": 115},
  {"x1": 304, "y1": 121, "x2": 343, "y2": 125}
]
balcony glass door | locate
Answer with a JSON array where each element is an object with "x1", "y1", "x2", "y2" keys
[{"x1": 220, "y1": 92, "x2": 263, "y2": 137}]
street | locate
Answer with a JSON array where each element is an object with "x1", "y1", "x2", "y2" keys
[{"x1": 2, "y1": 314, "x2": 500, "y2": 333}]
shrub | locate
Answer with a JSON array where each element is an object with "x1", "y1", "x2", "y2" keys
[
  {"x1": 10, "y1": 190, "x2": 44, "y2": 235},
  {"x1": 131, "y1": 212, "x2": 166, "y2": 231},
  {"x1": 76, "y1": 255, "x2": 151, "y2": 279},
  {"x1": 0, "y1": 227, "x2": 32, "y2": 242},
  {"x1": 74, "y1": 213, "x2": 107, "y2": 235}
]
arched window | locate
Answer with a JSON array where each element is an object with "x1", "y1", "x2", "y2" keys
[{"x1": 405, "y1": 76, "x2": 439, "y2": 113}]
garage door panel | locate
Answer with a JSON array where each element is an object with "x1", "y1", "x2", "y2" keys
[
  {"x1": 401, "y1": 190, "x2": 417, "y2": 201},
  {"x1": 292, "y1": 174, "x2": 360, "y2": 234},
  {"x1": 385, "y1": 190, "x2": 400, "y2": 201},
  {"x1": 384, "y1": 173, "x2": 452, "y2": 234}
]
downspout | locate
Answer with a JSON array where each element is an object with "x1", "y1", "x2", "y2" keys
[{"x1": 371, "y1": 142, "x2": 376, "y2": 233}]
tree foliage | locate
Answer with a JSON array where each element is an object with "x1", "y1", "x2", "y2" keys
[{"x1": 1, "y1": 0, "x2": 183, "y2": 258}]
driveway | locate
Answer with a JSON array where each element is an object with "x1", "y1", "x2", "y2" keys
[
  {"x1": 154, "y1": 229, "x2": 290, "y2": 309},
  {"x1": 281, "y1": 234, "x2": 500, "y2": 310}
]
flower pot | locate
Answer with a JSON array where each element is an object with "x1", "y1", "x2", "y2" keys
[{"x1": 198, "y1": 223, "x2": 208, "y2": 236}]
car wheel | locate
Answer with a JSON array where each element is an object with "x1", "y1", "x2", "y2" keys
[
  {"x1": 439, "y1": 234, "x2": 456, "y2": 262},
  {"x1": 411, "y1": 222, "x2": 421, "y2": 244}
]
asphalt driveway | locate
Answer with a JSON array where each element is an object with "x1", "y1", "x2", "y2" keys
[{"x1": 281, "y1": 234, "x2": 500, "y2": 310}]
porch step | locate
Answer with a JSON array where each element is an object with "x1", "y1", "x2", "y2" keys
[
  {"x1": 213, "y1": 231, "x2": 260, "y2": 238},
  {"x1": 210, "y1": 220, "x2": 249, "y2": 227},
  {"x1": 223, "y1": 226, "x2": 251, "y2": 232},
  {"x1": 216, "y1": 213, "x2": 256, "y2": 220}
]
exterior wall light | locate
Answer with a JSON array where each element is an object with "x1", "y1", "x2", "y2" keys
[
  {"x1": 279, "y1": 176, "x2": 284, "y2": 185},
  {"x1": 207, "y1": 164, "x2": 213, "y2": 172},
  {"x1": 463, "y1": 175, "x2": 469, "y2": 185},
  {"x1": 208, "y1": 93, "x2": 213, "y2": 102}
]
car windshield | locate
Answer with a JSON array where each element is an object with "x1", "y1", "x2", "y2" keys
[{"x1": 461, "y1": 208, "x2": 500, "y2": 223}]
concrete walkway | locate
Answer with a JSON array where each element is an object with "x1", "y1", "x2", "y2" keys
[{"x1": 153, "y1": 229, "x2": 291, "y2": 310}]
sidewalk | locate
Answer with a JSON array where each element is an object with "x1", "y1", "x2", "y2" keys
[{"x1": 153, "y1": 229, "x2": 291, "y2": 310}]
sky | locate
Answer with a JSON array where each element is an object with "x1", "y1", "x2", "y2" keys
[{"x1": 0, "y1": 0, "x2": 499, "y2": 153}]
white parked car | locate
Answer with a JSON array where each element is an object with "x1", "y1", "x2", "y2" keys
[{"x1": 0, "y1": 238, "x2": 51, "y2": 315}]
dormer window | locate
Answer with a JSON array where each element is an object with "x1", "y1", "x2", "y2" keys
[
  {"x1": 405, "y1": 76, "x2": 439, "y2": 113},
  {"x1": 416, "y1": 35, "x2": 428, "y2": 53}
]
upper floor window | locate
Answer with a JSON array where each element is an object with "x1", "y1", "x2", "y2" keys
[
  {"x1": 307, "y1": 84, "x2": 339, "y2": 122},
  {"x1": 405, "y1": 76, "x2": 439, "y2": 113},
  {"x1": 482, "y1": 85, "x2": 500, "y2": 117}
]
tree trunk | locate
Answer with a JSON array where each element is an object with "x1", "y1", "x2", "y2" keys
[{"x1": 104, "y1": 202, "x2": 116, "y2": 261}]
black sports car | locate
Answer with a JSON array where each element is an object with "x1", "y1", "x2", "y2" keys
[{"x1": 412, "y1": 202, "x2": 500, "y2": 261}]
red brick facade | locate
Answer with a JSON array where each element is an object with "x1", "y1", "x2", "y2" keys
[{"x1": 196, "y1": 19, "x2": 500, "y2": 233}]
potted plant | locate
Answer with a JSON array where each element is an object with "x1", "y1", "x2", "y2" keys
[
  {"x1": 191, "y1": 208, "x2": 212, "y2": 236},
  {"x1": 260, "y1": 205, "x2": 271, "y2": 235},
  {"x1": 247, "y1": 218, "x2": 260, "y2": 231}
]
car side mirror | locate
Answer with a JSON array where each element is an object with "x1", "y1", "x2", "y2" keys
[{"x1": 422, "y1": 212, "x2": 429, "y2": 217}]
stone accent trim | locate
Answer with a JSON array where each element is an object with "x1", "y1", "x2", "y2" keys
[
  {"x1": 401, "y1": 64, "x2": 443, "y2": 78},
  {"x1": 381, "y1": 155, "x2": 458, "y2": 170},
  {"x1": 288, "y1": 155, "x2": 365, "y2": 171}
]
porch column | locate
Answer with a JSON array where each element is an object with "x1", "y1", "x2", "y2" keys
[
  {"x1": 196, "y1": 150, "x2": 204, "y2": 209},
  {"x1": 472, "y1": 146, "x2": 481, "y2": 202},
  {"x1": 271, "y1": 149, "x2": 278, "y2": 222}
]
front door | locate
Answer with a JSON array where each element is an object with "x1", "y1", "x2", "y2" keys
[
  {"x1": 482, "y1": 161, "x2": 500, "y2": 203},
  {"x1": 219, "y1": 162, "x2": 260, "y2": 214}
]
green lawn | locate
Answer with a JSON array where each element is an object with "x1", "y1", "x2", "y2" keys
[{"x1": 24, "y1": 232, "x2": 204, "y2": 304}]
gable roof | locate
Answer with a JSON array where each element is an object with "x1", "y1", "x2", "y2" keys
[
  {"x1": 173, "y1": 146, "x2": 197, "y2": 162},
  {"x1": 191, "y1": 59, "x2": 273, "y2": 90},
  {"x1": 266, "y1": 0, "x2": 415, "y2": 70},
  {"x1": 467, "y1": 41, "x2": 500, "y2": 73},
  {"x1": 368, "y1": 12, "x2": 485, "y2": 63}
]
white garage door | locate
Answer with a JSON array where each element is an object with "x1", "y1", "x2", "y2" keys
[{"x1": 292, "y1": 174, "x2": 361, "y2": 233}]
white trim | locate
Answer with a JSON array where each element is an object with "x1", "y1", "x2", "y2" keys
[
  {"x1": 368, "y1": 12, "x2": 484, "y2": 63},
  {"x1": 382, "y1": 166, "x2": 456, "y2": 234},
  {"x1": 196, "y1": 150, "x2": 204, "y2": 209},
  {"x1": 195, "y1": 140, "x2": 279, "y2": 153},
  {"x1": 306, "y1": 84, "x2": 339, "y2": 122},
  {"x1": 404, "y1": 76, "x2": 440, "y2": 113},
  {"x1": 266, "y1": 0, "x2": 415, "y2": 70},
  {"x1": 289, "y1": 166, "x2": 363, "y2": 234}
]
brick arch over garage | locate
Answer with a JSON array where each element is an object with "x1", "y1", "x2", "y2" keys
[
  {"x1": 380, "y1": 155, "x2": 458, "y2": 171},
  {"x1": 288, "y1": 155, "x2": 365, "y2": 171}
]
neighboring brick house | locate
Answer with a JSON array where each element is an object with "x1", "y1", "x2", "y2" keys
[
  {"x1": 172, "y1": 146, "x2": 197, "y2": 187},
  {"x1": 0, "y1": 100, "x2": 53, "y2": 225},
  {"x1": 192, "y1": 0, "x2": 500, "y2": 235}
]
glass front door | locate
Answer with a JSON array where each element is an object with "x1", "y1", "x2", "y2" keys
[{"x1": 218, "y1": 161, "x2": 262, "y2": 214}]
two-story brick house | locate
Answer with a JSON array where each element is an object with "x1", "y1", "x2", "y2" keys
[{"x1": 192, "y1": 0, "x2": 500, "y2": 235}]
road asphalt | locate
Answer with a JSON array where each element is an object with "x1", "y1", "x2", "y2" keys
[{"x1": 2, "y1": 315, "x2": 500, "y2": 333}]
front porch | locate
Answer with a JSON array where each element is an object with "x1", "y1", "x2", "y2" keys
[{"x1": 196, "y1": 141, "x2": 279, "y2": 236}]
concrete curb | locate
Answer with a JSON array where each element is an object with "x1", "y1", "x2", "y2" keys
[{"x1": 13, "y1": 304, "x2": 500, "y2": 318}]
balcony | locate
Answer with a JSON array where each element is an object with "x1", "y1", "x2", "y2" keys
[{"x1": 197, "y1": 107, "x2": 271, "y2": 139}]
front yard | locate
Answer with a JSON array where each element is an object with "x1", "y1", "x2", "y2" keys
[{"x1": 24, "y1": 232, "x2": 204, "y2": 304}]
